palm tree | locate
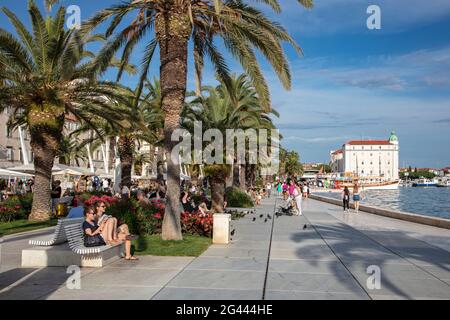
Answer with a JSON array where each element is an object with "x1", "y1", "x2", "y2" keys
[
  {"x1": 57, "y1": 135, "x2": 91, "y2": 167},
  {"x1": 183, "y1": 75, "x2": 277, "y2": 212},
  {"x1": 80, "y1": 0, "x2": 313, "y2": 240},
  {"x1": 0, "y1": 1, "x2": 128, "y2": 221},
  {"x1": 75, "y1": 83, "x2": 163, "y2": 187}
]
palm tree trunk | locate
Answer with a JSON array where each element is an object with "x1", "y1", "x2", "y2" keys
[
  {"x1": 27, "y1": 105, "x2": 64, "y2": 221},
  {"x1": 118, "y1": 135, "x2": 134, "y2": 187},
  {"x1": 210, "y1": 176, "x2": 225, "y2": 213},
  {"x1": 157, "y1": 10, "x2": 191, "y2": 241},
  {"x1": 233, "y1": 162, "x2": 240, "y2": 188},
  {"x1": 109, "y1": 136, "x2": 116, "y2": 173},
  {"x1": 239, "y1": 164, "x2": 246, "y2": 189}
]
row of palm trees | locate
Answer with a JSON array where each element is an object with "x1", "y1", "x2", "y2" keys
[{"x1": 0, "y1": 0, "x2": 313, "y2": 240}]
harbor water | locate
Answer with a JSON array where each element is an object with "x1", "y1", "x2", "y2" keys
[{"x1": 315, "y1": 187, "x2": 450, "y2": 220}]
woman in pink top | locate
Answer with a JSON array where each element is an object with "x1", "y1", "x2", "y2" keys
[{"x1": 288, "y1": 180, "x2": 296, "y2": 196}]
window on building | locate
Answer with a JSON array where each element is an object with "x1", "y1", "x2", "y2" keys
[
  {"x1": 379, "y1": 146, "x2": 382, "y2": 149},
  {"x1": 19, "y1": 148, "x2": 23, "y2": 162},
  {"x1": 388, "y1": 161, "x2": 390, "y2": 165},
  {"x1": 30, "y1": 152, "x2": 34, "y2": 162},
  {"x1": 6, "y1": 125, "x2": 12, "y2": 138},
  {"x1": 362, "y1": 146, "x2": 364, "y2": 150},
  {"x1": 6, "y1": 147, "x2": 13, "y2": 161},
  {"x1": 370, "y1": 162, "x2": 373, "y2": 165},
  {"x1": 362, "y1": 161, "x2": 365, "y2": 165}
]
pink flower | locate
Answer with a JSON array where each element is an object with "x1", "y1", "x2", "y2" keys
[{"x1": 154, "y1": 213, "x2": 162, "y2": 220}]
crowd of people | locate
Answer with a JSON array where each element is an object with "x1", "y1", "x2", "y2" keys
[{"x1": 0, "y1": 177, "x2": 34, "y2": 201}]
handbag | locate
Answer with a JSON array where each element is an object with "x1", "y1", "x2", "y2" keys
[{"x1": 84, "y1": 234, "x2": 106, "y2": 247}]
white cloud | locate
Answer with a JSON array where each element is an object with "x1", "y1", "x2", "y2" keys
[{"x1": 270, "y1": 0, "x2": 450, "y2": 35}]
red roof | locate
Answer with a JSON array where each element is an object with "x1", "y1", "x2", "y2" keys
[{"x1": 346, "y1": 140, "x2": 391, "y2": 145}]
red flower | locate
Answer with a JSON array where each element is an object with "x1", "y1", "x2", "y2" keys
[{"x1": 154, "y1": 213, "x2": 162, "y2": 220}]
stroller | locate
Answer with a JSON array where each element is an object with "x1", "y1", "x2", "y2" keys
[{"x1": 275, "y1": 196, "x2": 298, "y2": 216}]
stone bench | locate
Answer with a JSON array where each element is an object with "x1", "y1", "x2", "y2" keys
[
  {"x1": 22, "y1": 222, "x2": 124, "y2": 268},
  {"x1": 28, "y1": 217, "x2": 84, "y2": 246}
]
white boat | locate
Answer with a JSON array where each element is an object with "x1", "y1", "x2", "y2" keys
[
  {"x1": 412, "y1": 178, "x2": 437, "y2": 187},
  {"x1": 437, "y1": 179, "x2": 450, "y2": 187}
]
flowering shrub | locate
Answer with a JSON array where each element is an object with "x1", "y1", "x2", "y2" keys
[
  {"x1": 80, "y1": 195, "x2": 213, "y2": 237},
  {"x1": 180, "y1": 211, "x2": 213, "y2": 237},
  {"x1": 84, "y1": 195, "x2": 118, "y2": 207},
  {"x1": 0, "y1": 195, "x2": 32, "y2": 222}
]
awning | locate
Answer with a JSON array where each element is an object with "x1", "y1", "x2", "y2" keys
[{"x1": 0, "y1": 168, "x2": 34, "y2": 178}]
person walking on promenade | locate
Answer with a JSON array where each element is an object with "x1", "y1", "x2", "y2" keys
[
  {"x1": 293, "y1": 181, "x2": 303, "y2": 215},
  {"x1": 302, "y1": 183, "x2": 308, "y2": 198},
  {"x1": 342, "y1": 186, "x2": 350, "y2": 212},
  {"x1": 266, "y1": 182, "x2": 272, "y2": 198},
  {"x1": 277, "y1": 181, "x2": 282, "y2": 196},
  {"x1": 353, "y1": 183, "x2": 361, "y2": 213}
]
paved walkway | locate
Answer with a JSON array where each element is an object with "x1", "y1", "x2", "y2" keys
[{"x1": 1, "y1": 197, "x2": 449, "y2": 300}]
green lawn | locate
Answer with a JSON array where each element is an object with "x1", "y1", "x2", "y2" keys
[
  {"x1": 132, "y1": 235, "x2": 212, "y2": 257},
  {"x1": 0, "y1": 219, "x2": 58, "y2": 237}
]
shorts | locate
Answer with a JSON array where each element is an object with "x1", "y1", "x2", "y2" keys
[{"x1": 353, "y1": 194, "x2": 360, "y2": 201}]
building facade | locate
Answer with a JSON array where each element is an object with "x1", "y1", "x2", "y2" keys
[
  {"x1": 330, "y1": 132, "x2": 399, "y2": 180},
  {"x1": 0, "y1": 108, "x2": 33, "y2": 168}
]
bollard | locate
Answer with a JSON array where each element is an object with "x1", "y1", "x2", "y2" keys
[{"x1": 213, "y1": 213, "x2": 232, "y2": 244}]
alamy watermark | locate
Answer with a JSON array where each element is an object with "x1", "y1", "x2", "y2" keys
[
  {"x1": 367, "y1": 5, "x2": 381, "y2": 30},
  {"x1": 171, "y1": 122, "x2": 280, "y2": 175},
  {"x1": 66, "y1": 5, "x2": 81, "y2": 30},
  {"x1": 66, "y1": 265, "x2": 81, "y2": 290},
  {"x1": 366, "y1": 265, "x2": 381, "y2": 290}
]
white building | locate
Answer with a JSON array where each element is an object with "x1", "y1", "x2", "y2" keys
[{"x1": 330, "y1": 132, "x2": 399, "y2": 180}]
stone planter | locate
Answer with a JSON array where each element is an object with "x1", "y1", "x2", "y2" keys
[{"x1": 213, "y1": 213, "x2": 232, "y2": 244}]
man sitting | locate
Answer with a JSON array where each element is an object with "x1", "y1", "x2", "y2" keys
[{"x1": 67, "y1": 195, "x2": 84, "y2": 219}]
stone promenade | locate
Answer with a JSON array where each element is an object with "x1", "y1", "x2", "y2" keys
[{"x1": 1, "y1": 196, "x2": 449, "y2": 300}]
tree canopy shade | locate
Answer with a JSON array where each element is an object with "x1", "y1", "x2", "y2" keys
[
  {"x1": 0, "y1": 0, "x2": 129, "y2": 220},
  {"x1": 47, "y1": 0, "x2": 314, "y2": 239}
]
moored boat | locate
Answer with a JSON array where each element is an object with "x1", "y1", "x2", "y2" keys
[
  {"x1": 412, "y1": 178, "x2": 437, "y2": 187},
  {"x1": 437, "y1": 179, "x2": 450, "y2": 187}
]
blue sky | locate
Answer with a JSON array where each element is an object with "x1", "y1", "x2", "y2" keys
[{"x1": 1, "y1": 0, "x2": 450, "y2": 168}]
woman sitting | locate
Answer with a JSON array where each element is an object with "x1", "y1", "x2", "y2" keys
[
  {"x1": 82, "y1": 206, "x2": 106, "y2": 247},
  {"x1": 87, "y1": 205, "x2": 139, "y2": 260},
  {"x1": 198, "y1": 202, "x2": 210, "y2": 217},
  {"x1": 94, "y1": 200, "x2": 133, "y2": 244},
  {"x1": 180, "y1": 192, "x2": 195, "y2": 213}
]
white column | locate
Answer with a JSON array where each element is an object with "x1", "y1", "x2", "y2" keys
[
  {"x1": 113, "y1": 136, "x2": 121, "y2": 193},
  {"x1": 18, "y1": 126, "x2": 29, "y2": 165},
  {"x1": 86, "y1": 144, "x2": 95, "y2": 173}
]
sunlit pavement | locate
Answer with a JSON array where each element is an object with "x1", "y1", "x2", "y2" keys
[{"x1": 1, "y1": 197, "x2": 449, "y2": 300}]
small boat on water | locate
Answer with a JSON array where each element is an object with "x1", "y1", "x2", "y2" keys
[
  {"x1": 335, "y1": 177, "x2": 399, "y2": 190},
  {"x1": 437, "y1": 179, "x2": 450, "y2": 187},
  {"x1": 412, "y1": 178, "x2": 437, "y2": 187}
]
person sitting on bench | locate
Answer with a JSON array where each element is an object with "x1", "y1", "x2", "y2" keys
[
  {"x1": 94, "y1": 201, "x2": 133, "y2": 244},
  {"x1": 83, "y1": 206, "x2": 137, "y2": 261}
]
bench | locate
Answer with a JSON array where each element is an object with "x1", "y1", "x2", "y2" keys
[
  {"x1": 29, "y1": 217, "x2": 84, "y2": 246},
  {"x1": 21, "y1": 221, "x2": 124, "y2": 268}
]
